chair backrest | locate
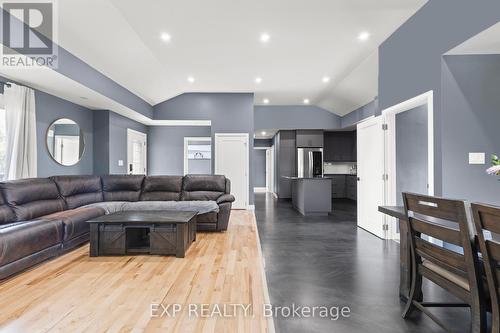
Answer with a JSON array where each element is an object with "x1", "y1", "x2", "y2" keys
[
  {"x1": 471, "y1": 203, "x2": 500, "y2": 331},
  {"x1": 403, "y1": 193, "x2": 483, "y2": 299}
]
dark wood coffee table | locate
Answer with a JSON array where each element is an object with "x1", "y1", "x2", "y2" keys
[{"x1": 87, "y1": 210, "x2": 197, "y2": 258}]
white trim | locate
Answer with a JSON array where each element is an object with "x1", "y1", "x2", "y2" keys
[
  {"x1": 183, "y1": 136, "x2": 211, "y2": 175},
  {"x1": 253, "y1": 147, "x2": 269, "y2": 150},
  {"x1": 126, "y1": 128, "x2": 147, "y2": 175},
  {"x1": 247, "y1": 205, "x2": 255, "y2": 210},
  {"x1": 382, "y1": 90, "x2": 434, "y2": 240},
  {"x1": 147, "y1": 119, "x2": 211, "y2": 126},
  {"x1": 215, "y1": 133, "x2": 250, "y2": 209},
  {"x1": 254, "y1": 187, "x2": 267, "y2": 193}
]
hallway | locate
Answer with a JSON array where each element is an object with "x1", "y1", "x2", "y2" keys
[{"x1": 254, "y1": 193, "x2": 470, "y2": 333}]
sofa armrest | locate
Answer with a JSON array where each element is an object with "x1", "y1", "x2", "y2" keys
[{"x1": 217, "y1": 194, "x2": 235, "y2": 204}]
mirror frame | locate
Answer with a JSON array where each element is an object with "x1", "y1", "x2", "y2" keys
[{"x1": 46, "y1": 118, "x2": 85, "y2": 167}]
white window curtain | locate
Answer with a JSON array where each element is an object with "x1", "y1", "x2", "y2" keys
[{"x1": 4, "y1": 83, "x2": 37, "y2": 180}]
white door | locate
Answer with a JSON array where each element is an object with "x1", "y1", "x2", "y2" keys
[
  {"x1": 215, "y1": 133, "x2": 249, "y2": 209},
  {"x1": 357, "y1": 116, "x2": 386, "y2": 239},
  {"x1": 127, "y1": 129, "x2": 147, "y2": 175}
]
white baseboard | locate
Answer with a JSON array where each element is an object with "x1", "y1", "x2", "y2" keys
[
  {"x1": 247, "y1": 204, "x2": 255, "y2": 210},
  {"x1": 254, "y1": 187, "x2": 267, "y2": 193}
]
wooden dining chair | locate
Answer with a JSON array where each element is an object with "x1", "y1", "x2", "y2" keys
[
  {"x1": 472, "y1": 203, "x2": 500, "y2": 333},
  {"x1": 402, "y1": 192, "x2": 487, "y2": 333}
]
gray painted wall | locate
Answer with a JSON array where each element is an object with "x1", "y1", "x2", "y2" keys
[
  {"x1": 254, "y1": 139, "x2": 272, "y2": 148},
  {"x1": 109, "y1": 112, "x2": 148, "y2": 174},
  {"x1": 340, "y1": 99, "x2": 378, "y2": 128},
  {"x1": 35, "y1": 90, "x2": 94, "y2": 177},
  {"x1": 148, "y1": 126, "x2": 211, "y2": 175},
  {"x1": 379, "y1": 0, "x2": 500, "y2": 195},
  {"x1": 441, "y1": 55, "x2": 500, "y2": 205},
  {"x1": 254, "y1": 149, "x2": 266, "y2": 188},
  {"x1": 396, "y1": 105, "x2": 428, "y2": 205},
  {"x1": 255, "y1": 105, "x2": 341, "y2": 130},
  {"x1": 153, "y1": 93, "x2": 255, "y2": 204}
]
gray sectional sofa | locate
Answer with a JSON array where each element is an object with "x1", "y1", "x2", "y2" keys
[{"x1": 0, "y1": 174, "x2": 235, "y2": 280}]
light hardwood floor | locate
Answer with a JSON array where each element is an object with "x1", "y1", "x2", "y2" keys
[{"x1": 0, "y1": 210, "x2": 273, "y2": 333}]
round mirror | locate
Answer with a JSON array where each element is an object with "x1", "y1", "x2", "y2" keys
[{"x1": 46, "y1": 118, "x2": 85, "y2": 166}]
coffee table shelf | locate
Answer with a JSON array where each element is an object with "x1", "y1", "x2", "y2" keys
[{"x1": 87, "y1": 211, "x2": 197, "y2": 258}]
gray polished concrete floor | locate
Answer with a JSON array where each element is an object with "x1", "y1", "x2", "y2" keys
[{"x1": 254, "y1": 193, "x2": 471, "y2": 333}]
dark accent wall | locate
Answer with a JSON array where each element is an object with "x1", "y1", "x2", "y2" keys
[
  {"x1": 35, "y1": 90, "x2": 94, "y2": 177},
  {"x1": 148, "y1": 126, "x2": 211, "y2": 175},
  {"x1": 91, "y1": 110, "x2": 148, "y2": 175},
  {"x1": 441, "y1": 55, "x2": 500, "y2": 205},
  {"x1": 254, "y1": 139, "x2": 272, "y2": 148},
  {"x1": 153, "y1": 93, "x2": 255, "y2": 204},
  {"x1": 92, "y1": 111, "x2": 110, "y2": 175},
  {"x1": 253, "y1": 149, "x2": 266, "y2": 188},
  {"x1": 255, "y1": 105, "x2": 341, "y2": 130},
  {"x1": 379, "y1": 0, "x2": 500, "y2": 195}
]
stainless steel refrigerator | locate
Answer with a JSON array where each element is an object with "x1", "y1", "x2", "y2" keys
[{"x1": 297, "y1": 148, "x2": 323, "y2": 178}]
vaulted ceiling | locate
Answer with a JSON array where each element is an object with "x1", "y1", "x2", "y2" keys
[{"x1": 54, "y1": 0, "x2": 427, "y2": 115}]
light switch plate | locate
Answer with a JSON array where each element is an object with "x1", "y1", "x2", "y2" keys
[
  {"x1": 468, "y1": 152, "x2": 485, "y2": 165},
  {"x1": 118, "y1": 160, "x2": 124, "y2": 166}
]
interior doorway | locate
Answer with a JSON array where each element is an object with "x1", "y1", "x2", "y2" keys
[
  {"x1": 215, "y1": 133, "x2": 249, "y2": 209},
  {"x1": 183, "y1": 137, "x2": 211, "y2": 175},
  {"x1": 127, "y1": 129, "x2": 147, "y2": 175},
  {"x1": 383, "y1": 90, "x2": 434, "y2": 241}
]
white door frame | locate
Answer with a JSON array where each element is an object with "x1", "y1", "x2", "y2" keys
[
  {"x1": 215, "y1": 133, "x2": 249, "y2": 209},
  {"x1": 254, "y1": 146, "x2": 269, "y2": 192},
  {"x1": 183, "y1": 137, "x2": 211, "y2": 175},
  {"x1": 127, "y1": 128, "x2": 147, "y2": 175},
  {"x1": 382, "y1": 90, "x2": 434, "y2": 240}
]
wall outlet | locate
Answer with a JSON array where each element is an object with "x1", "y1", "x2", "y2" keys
[
  {"x1": 118, "y1": 160, "x2": 124, "y2": 166},
  {"x1": 468, "y1": 152, "x2": 485, "y2": 165}
]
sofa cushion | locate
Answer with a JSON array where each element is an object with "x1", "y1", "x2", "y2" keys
[
  {"x1": 80, "y1": 201, "x2": 128, "y2": 215},
  {"x1": 42, "y1": 207, "x2": 105, "y2": 241},
  {"x1": 101, "y1": 175, "x2": 144, "y2": 202},
  {"x1": 140, "y1": 176, "x2": 182, "y2": 201},
  {"x1": 51, "y1": 175, "x2": 103, "y2": 209},
  {"x1": 0, "y1": 219, "x2": 63, "y2": 267},
  {"x1": 0, "y1": 192, "x2": 16, "y2": 225},
  {"x1": 0, "y1": 178, "x2": 66, "y2": 221},
  {"x1": 121, "y1": 201, "x2": 219, "y2": 215},
  {"x1": 181, "y1": 175, "x2": 226, "y2": 201}
]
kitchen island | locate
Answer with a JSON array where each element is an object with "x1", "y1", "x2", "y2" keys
[{"x1": 284, "y1": 176, "x2": 332, "y2": 216}]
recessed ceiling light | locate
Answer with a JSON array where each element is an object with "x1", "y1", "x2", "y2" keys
[
  {"x1": 187, "y1": 76, "x2": 195, "y2": 83},
  {"x1": 263, "y1": 98, "x2": 270, "y2": 104},
  {"x1": 160, "y1": 32, "x2": 171, "y2": 42},
  {"x1": 261, "y1": 131, "x2": 267, "y2": 136},
  {"x1": 322, "y1": 76, "x2": 330, "y2": 83},
  {"x1": 260, "y1": 33, "x2": 271, "y2": 43},
  {"x1": 358, "y1": 31, "x2": 370, "y2": 41},
  {"x1": 303, "y1": 98, "x2": 310, "y2": 104},
  {"x1": 255, "y1": 77, "x2": 263, "y2": 84}
]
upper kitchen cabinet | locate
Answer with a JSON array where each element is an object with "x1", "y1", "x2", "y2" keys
[
  {"x1": 296, "y1": 130, "x2": 324, "y2": 148},
  {"x1": 324, "y1": 131, "x2": 357, "y2": 162}
]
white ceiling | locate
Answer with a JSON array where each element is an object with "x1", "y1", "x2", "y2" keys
[
  {"x1": 53, "y1": 0, "x2": 426, "y2": 116},
  {"x1": 446, "y1": 22, "x2": 500, "y2": 55}
]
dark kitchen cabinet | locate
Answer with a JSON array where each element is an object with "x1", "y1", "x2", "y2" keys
[
  {"x1": 296, "y1": 130, "x2": 324, "y2": 148},
  {"x1": 324, "y1": 131, "x2": 357, "y2": 162}
]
